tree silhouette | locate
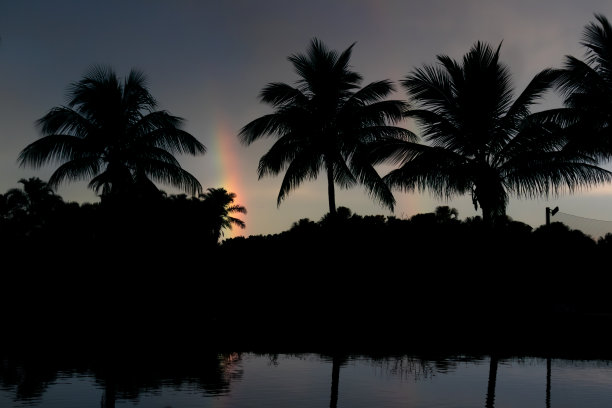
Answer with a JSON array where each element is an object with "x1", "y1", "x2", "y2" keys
[
  {"x1": 434, "y1": 205, "x2": 459, "y2": 222},
  {"x1": 12, "y1": 177, "x2": 63, "y2": 215},
  {"x1": 1, "y1": 185, "x2": 29, "y2": 222},
  {"x1": 18, "y1": 65, "x2": 206, "y2": 202},
  {"x1": 199, "y1": 187, "x2": 246, "y2": 243},
  {"x1": 553, "y1": 14, "x2": 612, "y2": 161},
  {"x1": 239, "y1": 38, "x2": 413, "y2": 216},
  {"x1": 373, "y1": 41, "x2": 612, "y2": 224},
  {"x1": 0, "y1": 177, "x2": 64, "y2": 237}
]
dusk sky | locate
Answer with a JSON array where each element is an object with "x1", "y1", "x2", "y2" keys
[{"x1": 3, "y1": 0, "x2": 612, "y2": 239}]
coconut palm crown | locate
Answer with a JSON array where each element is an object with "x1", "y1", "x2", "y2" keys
[
  {"x1": 238, "y1": 38, "x2": 414, "y2": 215},
  {"x1": 18, "y1": 65, "x2": 206, "y2": 200},
  {"x1": 373, "y1": 41, "x2": 612, "y2": 224},
  {"x1": 200, "y1": 187, "x2": 246, "y2": 242},
  {"x1": 553, "y1": 13, "x2": 612, "y2": 161}
]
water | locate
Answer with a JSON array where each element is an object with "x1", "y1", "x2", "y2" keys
[{"x1": 2, "y1": 353, "x2": 612, "y2": 408}]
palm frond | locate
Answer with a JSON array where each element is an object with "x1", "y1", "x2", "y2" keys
[
  {"x1": 48, "y1": 156, "x2": 102, "y2": 189},
  {"x1": 555, "y1": 56, "x2": 603, "y2": 98},
  {"x1": 256, "y1": 132, "x2": 314, "y2": 179},
  {"x1": 349, "y1": 147, "x2": 395, "y2": 211},
  {"x1": 582, "y1": 14, "x2": 612, "y2": 73},
  {"x1": 346, "y1": 80, "x2": 396, "y2": 105},
  {"x1": 368, "y1": 138, "x2": 428, "y2": 166},
  {"x1": 18, "y1": 135, "x2": 88, "y2": 169},
  {"x1": 35, "y1": 106, "x2": 93, "y2": 137},
  {"x1": 140, "y1": 159, "x2": 203, "y2": 196},
  {"x1": 330, "y1": 152, "x2": 357, "y2": 189},
  {"x1": 227, "y1": 204, "x2": 247, "y2": 215},
  {"x1": 341, "y1": 100, "x2": 409, "y2": 129},
  {"x1": 259, "y1": 82, "x2": 306, "y2": 107},
  {"x1": 136, "y1": 113, "x2": 206, "y2": 155},
  {"x1": 227, "y1": 216, "x2": 246, "y2": 230},
  {"x1": 506, "y1": 68, "x2": 560, "y2": 121},
  {"x1": 383, "y1": 147, "x2": 472, "y2": 199},
  {"x1": 505, "y1": 151, "x2": 612, "y2": 199},
  {"x1": 402, "y1": 64, "x2": 455, "y2": 115},
  {"x1": 276, "y1": 153, "x2": 322, "y2": 206},
  {"x1": 405, "y1": 109, "x2": 464, "y2": 151}
]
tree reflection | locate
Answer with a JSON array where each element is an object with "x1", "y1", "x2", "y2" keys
[
  {"x1": 368, "y1": 354, "x2": 438, "y2": 380},
  {"x1": 321, "y1": 353, "x2": 348, "y2": 408},
  {"x1": 329, "y1": 355, "x2": 341, "y2": 408},
  {"x1": 546, "y1": 357, "x2": 551, "y2": 408},
  {"x1": 485, "y1": 355, "x2": 498, "y2": 408},
  {"x1": 0, "y1": 348, "x2": 242, "y2": 408}
]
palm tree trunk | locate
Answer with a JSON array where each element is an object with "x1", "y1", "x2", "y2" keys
[
  {"x1": 326, "y1": 159, "x2": 337, "y2": 216},
  {"x1": 482, "y1": 207, "x2": 492, "y2": 225}
]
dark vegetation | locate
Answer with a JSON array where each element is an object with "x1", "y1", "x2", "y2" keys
[
  {"x1": 2, "y1": 180, "x2": 611, "y2": 359},
  {"x1": 4, "y1": 12, "x2": 612, "y2": 408},
  {"x1": 2, "y1": 13, "x2": 612, "y2": 375},
  {"x1": 216, "y1": 206, "x2": 612, "y2": 357}
]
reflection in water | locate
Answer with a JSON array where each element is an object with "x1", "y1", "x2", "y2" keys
[
  {"x1": 485, "y1": 356, "x2": 498, "y2": 408},
  {"x1": 2, "y1": 352, "x2": 612, "y2": 407},
  {"x1": 0, "y1": 348, "x2": 243, "y2": 408},
  {"x1": 369, "y1": 355, "x2": 440, "y2": 380},
  {"x1": 329, "y1": 355, "x2": 341, "y2": 408},
  {"x1": 546, "y1": 357, "x2": 551, "y2": 408}
]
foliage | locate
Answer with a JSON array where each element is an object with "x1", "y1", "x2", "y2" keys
[
  {"x1": 371, "y1": 41, "x2": 612, "y2": 224},
  {"x1": 199, "y1": 187, "x2": 247, "y2": 243},
  {"x1": 239, "y1": 38, "x2": 413, "y2": 215},
  {"x1": 0, "y1": 179, "x2": 245, "y2": 271},
  {"x1": 17, "y1": 65, "x2": 206, "y2": 201},
  {"x1": 553, "y1": 13, "x2": 612, "y2": 162}
]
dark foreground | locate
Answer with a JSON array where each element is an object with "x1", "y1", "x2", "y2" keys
[
  {"x1": 3, "y1": 263, "x2": 612, "y2": 361},
  {"x1": 4, "y1": 217, "x2": 612, "y2": 359},
  {"x1": 3, "y1": 217, "x2": 611, "y2": 408}
]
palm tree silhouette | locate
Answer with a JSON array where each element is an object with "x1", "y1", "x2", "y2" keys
[
  {"x1": 434, "y1": 205, "x2": 459, "y2": 222},
  {"x1": 373, "y1": 41, "x2": 612, "y2": 225},
  {"x1": 12, "y1": 177, "x2": 63, "y2": 214},
  {"x1": 239, "y1": 38, "x2": 413, "y2": 216},
  {"x1": 1, "y1": 184, "x2": 29, "y2": 222},
  {"x1": 18, "y1": 65, "x2": 206, "y2": 201},
  {"x1": 199, "y1": 187, "x2": 246, "y2": 243},
  {"x1": 553, "y1": 14, "x2": 612, "y2": 161},
  {"x1": 1, "y1": 178, "x2": 64, "y2": 233}
]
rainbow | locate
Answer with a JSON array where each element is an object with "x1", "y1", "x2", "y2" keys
[{"x1": 210, "y1": 115, "x2": 248, "y2": 239}]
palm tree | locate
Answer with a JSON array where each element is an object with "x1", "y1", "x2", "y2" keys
[
  {"x1": 239, "y1": 38, "x2": 413, "y2": 216},
  {"x1": 18, "y1": 65, "x2": 206, "y2": 201},
  {"x1": 1, "y1": 185, "x2": 29, "y2": 222},
  {"x1": 200, "y1": 187, "x2": 246, "y2": 243},
  {"x1": 1, "y1": 177, "x2": 64, "y2": 230},
  {"x1": 373, "y1": 41, "x2": 612, "y2": 224},
  {"x1": 553, "y1": 13, "x2": 612, "y2": 160},
  {"x1": 434, "y1": 205, "x2": 459, "y2": 222}
]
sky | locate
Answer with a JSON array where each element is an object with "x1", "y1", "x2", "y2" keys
[{"x1": 2, "y1": 0, "x2": 612, "y2": 239}]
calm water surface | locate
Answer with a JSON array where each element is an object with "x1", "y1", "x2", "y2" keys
[{"x1": 2, "y1": 353, "x2": 612, "y2": 407}]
